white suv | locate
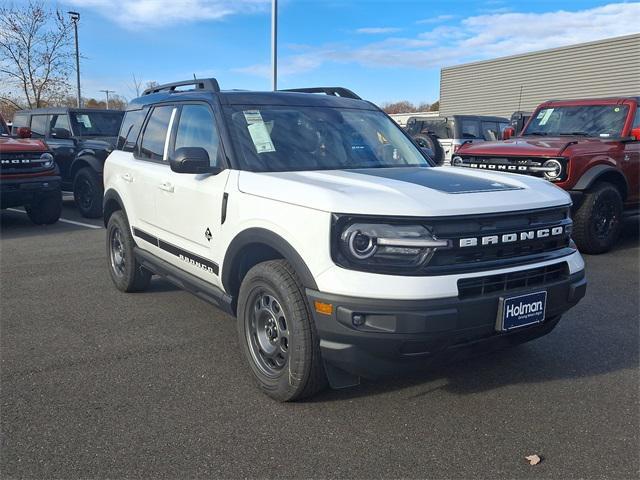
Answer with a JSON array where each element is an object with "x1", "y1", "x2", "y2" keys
[{"x1": 103, "y1": 79, "x2": 586, "y2": 401}]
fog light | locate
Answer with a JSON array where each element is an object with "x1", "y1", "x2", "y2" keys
[{"x1": 352, "y1": 314, "x2": 365, "y2": 327}]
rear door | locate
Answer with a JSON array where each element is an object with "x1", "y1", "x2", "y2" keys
[{"x1": 154, "y1": 102, "x2": 229, "y2": 286}]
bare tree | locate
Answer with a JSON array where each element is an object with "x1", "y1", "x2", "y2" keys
[
  {"x1": 129, "y1": 73, "x2": 143, "y2": 97},
  {"x1": 0, "y1": 1, "x2": 74, "y2": 109}
]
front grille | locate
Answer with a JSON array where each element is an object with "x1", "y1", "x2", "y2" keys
[
  {"x1": 425, "y1": 206, "x2": 573, "y2": 274},
  {"x1": 457, "y1": 262, "x2": 569, "y2": 299},
  {"x1": 0, "y1": 152, "x2": 51, "y2": 174},
  {"x1": 455, "y1": 155, "x2": 565, "y2": 181}
]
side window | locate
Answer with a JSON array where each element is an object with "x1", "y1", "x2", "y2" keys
[
  {"x1": 174, "y1": 104, "x2": 220, "y2": 166},
  {"x1": 30, "y1": 115, "x2": 50, "y2": 138},
  {"x1": 633, "y1": 109, "x2": 640, "y2": 129},
  {"x1": 461, "y1": 120, "x2": 480, "y2": 139},
  {"x1": 481, "y1": 121, "x2": 499, "y2": 141},
  {"x1": 49, "y1": 114, "x2": 71, "y2": 136},
  {"x1": 139, "y1": 106, "x2": 174, "y2": 161},
  {"x1": 117, "y1": 109, "x2": 146, "y2": 152},
  {"x1": 11, "y1": 114, "x2": 28, "y2": 134}
]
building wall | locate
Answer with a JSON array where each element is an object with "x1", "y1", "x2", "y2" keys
[{"x1": 439, "y1": 34, "x2": 640, "y2": 118}]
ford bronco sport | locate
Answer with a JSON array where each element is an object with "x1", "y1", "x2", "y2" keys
[
  {"x1": 12, "y1": 108, "x2": 124, "y2": 218},
  {"x1": 1, "y1": 114, "x2": 61, "y2": 224},
  {"x1": 454, "y1": 97, "x2": 640, "y2": 254},
  {"x1": 103, "y1": 79, "x2": 586, "y2": 401}
]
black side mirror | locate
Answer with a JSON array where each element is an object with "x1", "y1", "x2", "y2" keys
[
  {"x1": 51, "y1": 127, "x2": 71, "y2": 139},
  {"x1": 169, "y1": 147, "x2": 217, "y2": 174}
]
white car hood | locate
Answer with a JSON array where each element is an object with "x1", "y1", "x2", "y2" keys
[{"x1": 237, "y1": 166, "x2": 571, "y2": 216}]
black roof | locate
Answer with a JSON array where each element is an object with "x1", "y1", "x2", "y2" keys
[
  {"x1": 127, "y1": 78, "x2": 378, "y2": 111},
  {"x1": 407, "y1": 114, "x2": 510, "y2": 122},
  {"x1": 17, "y1": 107, "x2": 124, "y2": 115}
]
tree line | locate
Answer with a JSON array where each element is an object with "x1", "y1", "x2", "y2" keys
[{"x1": 380, "y1": 100, "x2": 440, "y2": 114}]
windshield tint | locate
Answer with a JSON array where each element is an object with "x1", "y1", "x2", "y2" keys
[
  {"x1": 225, "y1": 106, "x2": 431, "y2": 172},
  {"x1": 523, "y1": 105, "x2": 629, "y2": 137},
  {"x1": 69, "y1": 111, "x2": 124, "y2": 137}
]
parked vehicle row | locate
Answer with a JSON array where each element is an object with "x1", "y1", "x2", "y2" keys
[
  {"x1": 452, "y1": 97, "x2": 640, "y2": 253},
  {"x1": 103, "y1": 79, "x2": 586, "y2": 401}
]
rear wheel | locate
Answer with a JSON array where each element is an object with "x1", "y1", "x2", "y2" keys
[
  {"x1": 572, "y1": 182, "x2": 623, "y2": 254},
  {"x1": 237, "y1": 259, "x2": 327, "y2": 401},
  {"x1": 106, "y1": 210, "x2": 152, "y2": 292},
  {"x1": 74, "y1": 167, "x2": 103, "y2": 218},
  {"x1": 26, "y1": 191, "x2": 62, "y2": 225}
]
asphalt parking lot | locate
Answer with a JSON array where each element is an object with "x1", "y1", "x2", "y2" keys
[{"x1": 1, "y1": 201, "x2": 638, "y2": 479}]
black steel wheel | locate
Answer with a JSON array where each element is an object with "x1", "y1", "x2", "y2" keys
[
  {"x1": 73, "y1": 167, "x2": 103, "y2": 218},
  {"x1": 573, "y1": 182, "x2": 623, "y2": 254},
  {"x1": 237, "y1": 259, "x2": 327, "y2": 401},
  {"x1": 106, "y1": 210, "x2": 152, "y2": 292}
]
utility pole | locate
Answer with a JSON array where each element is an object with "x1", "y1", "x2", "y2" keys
[
  {"x1": 68, "y1": 11, "x2": 81, "y2": 108},
  {"x1": 271, "y1": 0, "x2": 277, "y2": 91},
  {"x1": 99, "y1": 89, "x2": 115, "y2": 109}
]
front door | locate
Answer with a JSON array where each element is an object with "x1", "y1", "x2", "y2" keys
[
  {"x1": 45, "y1": 113, "x2": 77, "y2": 187},
  {"x1": 154, "y1": 102, "x2": 229, "y2": 286}
]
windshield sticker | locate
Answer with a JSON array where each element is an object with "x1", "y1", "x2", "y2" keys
[
  {"x1": 248, "y1": 122, "x2": 276, "y2": 154},
  {"x1": 243, "y1": 110, "x2": 264, "y2": 125},
  {"x1": 538, "y1": 108, "x2": 554, "y2": 126},
  {"x1": 614, "y1": 107, "x2": 620, "y2": 112},
  {"x1": 75, "y1": 114, "x2": 92, "y2": 128}
]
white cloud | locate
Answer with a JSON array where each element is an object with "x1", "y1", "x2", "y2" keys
[
  {"x1": 64, "y1": 0, "x2": 270, "y2": 28},
  {"x1": 416, "y1": 14, "x2": 456, "y2": 24},
  {"x1": 238, "y1": 2, "x2": 640, "y2": 77},
  {"x1": 355, "y1": 27, "x2": 402, "y2": 34}
]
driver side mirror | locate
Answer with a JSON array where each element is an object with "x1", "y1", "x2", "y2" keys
[
  {"x1": 631, "y1": 127, "x2": 640, "y2": 141},
  {"x1": 50, "y1": 127, "x2": 72, "y2": 139},
  {"x1": 16, "y1": 127, "x2": 31, "y2": 139},
  {"x1": 502, "y1": 126, "x2": 515, "y2": 140},
  {"x1": 169, "y1": 147, "x2": 218, "y2": 174}
]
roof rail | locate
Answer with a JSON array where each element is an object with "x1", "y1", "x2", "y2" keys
[
  {"x1": 280, "y1": 87, "x2": 361, "y2": 100},
  {"x1": 142, "y1": 78, "x2": 221, "y2": 96}
]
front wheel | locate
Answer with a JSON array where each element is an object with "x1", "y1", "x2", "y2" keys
[
  {"x1": 106, "y1": 210, "x2": 152, "y2": 292},
  {"x1": 26, "y1": 191, "x2": 62, "y2": 225},
  {"x1": 74, "y1": 167, "x2": 103, "y2": 218},
  {"x1": 572, "y1": 182, "x2": 623, "y2": 254},
  {"x1": 237, "y1": 259, "x2": 327, "y2": 401}
]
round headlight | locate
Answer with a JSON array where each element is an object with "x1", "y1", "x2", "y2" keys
[
  {"x1": 40, "y1": 152, "x2": 54, "y2": 167},
  {"x1": 452, "y1": 156, "x2": 463, "y2": 167},
  {"x1": 543, "y1": 159, "x2": 562, "y2": 180},
  {"x1": 347, "y1": 230, "x2": 377, "y2": 259}
]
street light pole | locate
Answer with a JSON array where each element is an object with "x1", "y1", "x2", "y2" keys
[
  {"x1": 68, "y1": 11, "x2": 81, "y2": 108},
  {"x1": 99, "y1": 89, "x2": 115, "y2": 109},
  {"x1": 271, "y1": 0, "x2": 277, "y2": 91}
]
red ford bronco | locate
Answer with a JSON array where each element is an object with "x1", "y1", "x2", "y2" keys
[
  {"x1": 453, "y1": 97, "x2": 640, "y2": 254},
  {"x1": 0, "y1": 114, "x2": 61, "y2": 224}
]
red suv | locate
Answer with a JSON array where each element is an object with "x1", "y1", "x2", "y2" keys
[
  {"x1": 0, "y1": 114, "x2": 61, "y2": 224},
  {"x1": 453, "y1": 97, "x2": 640, "y2": 254}
]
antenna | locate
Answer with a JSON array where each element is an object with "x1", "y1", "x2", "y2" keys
[{"x1": 517, "y1": 85, "x2": 524, "y2": 112}]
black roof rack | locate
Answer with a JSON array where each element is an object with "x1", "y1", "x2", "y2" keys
[
  {"x1": 280, "y1": 87, "x2": 361, "y2": 100},
  {"x1": 142, "y1": 78, "x2": 221, "y2": 96}
]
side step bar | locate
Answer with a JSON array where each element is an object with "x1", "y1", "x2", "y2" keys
[{"x1": 134, "y1": 247, "x2": 234, "y2": 316}]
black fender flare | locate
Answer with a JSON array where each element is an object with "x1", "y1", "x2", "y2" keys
[
  {"x1": 102, "y1": 188, "x2": 125, "y2": 226},
  {"x1": 222, "y1": 228, "x2": 318, "y2": 293},
  {"x1": 70, "y1": 154, "x2": 105, "y2": 180},
  {"x1": 572, "y1": 164, "x2": 628, "y2": 194}
]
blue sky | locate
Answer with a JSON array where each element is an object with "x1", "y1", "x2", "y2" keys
[{"x1": 58, "y1": 0, "x2": 640, "y2": 105}]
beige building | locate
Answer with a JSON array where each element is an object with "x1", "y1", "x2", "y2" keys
[{"x1": 439, "y1": 34, "x2": 640, "y2": 119}]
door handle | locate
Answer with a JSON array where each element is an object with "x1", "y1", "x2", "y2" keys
[
  {"x1": 121, "y1": 173, "x2": 133, "y2": 183},
  {"x1": 158, "y1": 181, "x2": 174, "y2": 193}
]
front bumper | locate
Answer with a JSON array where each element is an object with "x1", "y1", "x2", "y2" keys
[
  {"x1": 0, "y1": 174, "x2": 61, "y2": 209},
  {"x1": 307, "y1": 269, "x2": 586, "y2": 386}
]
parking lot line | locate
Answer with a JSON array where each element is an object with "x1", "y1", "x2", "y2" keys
[{"x1": 6, "y1": 208, "x2": 103, "y2": 230}]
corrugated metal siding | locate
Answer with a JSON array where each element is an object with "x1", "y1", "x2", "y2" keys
[{"x1": 439, "y1": 34, "x2": 640, "y2": 118}]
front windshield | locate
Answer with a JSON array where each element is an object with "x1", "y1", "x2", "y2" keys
[
  {"x1": 523, "y1": 105, "x2": 628, "y2": 137},
  {"x1": 69, "y1": 111, "x2": 124, "y2": 137},
  {"x1": 224, "y1": 106, "x2": 431, "y2": 172}
]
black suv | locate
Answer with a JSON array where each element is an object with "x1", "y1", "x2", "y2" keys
[{"x1": 12, "y1": 108, "x2": 124, "y2": 217}]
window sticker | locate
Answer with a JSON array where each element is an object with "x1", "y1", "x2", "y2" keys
[
  {"x1": 243, "y1": 110, "x2": 276, "y2": 153},
  {"x1": 538, "y1": 108, "x2": 554, "y2": 126},
  {"x1": 75, "y1": 114, "x2": 92, "y2": 128}
]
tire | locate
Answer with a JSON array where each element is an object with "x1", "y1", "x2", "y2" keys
[
  {"x1": 414, "y1": 133, "x2": 444, "y2": 165},
  {"x1": 572, "y1": 182, "x2": 623, "y2": 254},
  {"x1": 26, "y1": 191, "x2": 62, "y2": 225},
  {"x1": 106, "y1": 210, "x2": 152, "y2": 292},
  {"x1": 73, "y1": 167, "x2": 103, "y2": 218},
  {"x1": 237, "y1": 259, "x2": 327, "y2": 401}
]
